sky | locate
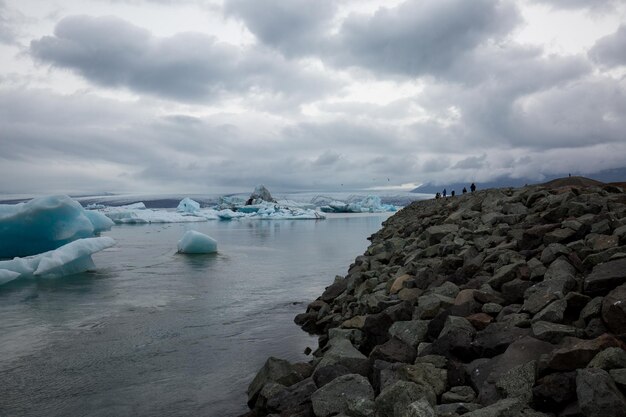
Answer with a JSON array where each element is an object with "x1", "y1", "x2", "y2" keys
[{"x1": 0, "y1": 0, "x2": 625, "y2": 195}]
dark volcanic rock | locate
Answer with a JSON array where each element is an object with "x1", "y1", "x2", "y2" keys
[
  {"x1": 584, "y1": 258, "x2": 626, "y2": 295},
  {"x1": 248, "y1": 357, "x2": 305, "y2": 407},
  {"x1": 369, "y1": 337, "x2": 416, "y2": 364},
  {"x1": 576, "y1": 368, "x2": 626, "y2": 417},
  {"x1": 532, "y1": 371, "x2": 577, "y2": 412},
  {"x1": 310, "y1": 374, "x2": 374, "y2": 417},
  {"x1": 472, "y1": 323, "x2": 530, "y2": 358},
  {"x1": 547, "y1": 334, "x2": 623, "y2": 371},
  {"x1": 602, "y1": 283, "x2": 626, "y2": 334}
]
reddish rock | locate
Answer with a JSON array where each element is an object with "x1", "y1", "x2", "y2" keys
[{"x1": 466, "y1": 313, "x2": 493, "y2": 331}]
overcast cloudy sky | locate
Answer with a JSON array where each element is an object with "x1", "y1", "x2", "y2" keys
[{"x1": 0, "y1": 0, "x2": 625, "y2": 195}]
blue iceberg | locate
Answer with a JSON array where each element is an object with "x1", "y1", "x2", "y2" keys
[
  {"x1": 0, "y1": 195, "x2": 114, "y2": 258},
  {"x1": 177, "y1": 230, "x2": 217, "y2": 254},
  {"x1": 177, "y1": 197, "x2": 201, "y2": 214},
  {"x1": 0, "y1": 237, "x2": 116, "y2": 285}
]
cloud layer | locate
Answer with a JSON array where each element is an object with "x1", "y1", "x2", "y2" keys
[{"x1": 0, "y1": 0, "x2": 624, "y2": 194}]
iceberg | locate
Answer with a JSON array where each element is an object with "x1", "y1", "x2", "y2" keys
[
  {"x1": 319, "y1": 195, "x2": 397, "y2": 213},
  {"x1": 177, "y1": 197, "x2": 200, "y2": 214},
  {"x1": 0, "y1": 195, "x2": 114, "y2": 258},
  {"x1": 177, "y1": 230, "x2": 217, "y2": 254},
  {"x1": 0, "y1": 237, "x2": 115, "y2": 285}
]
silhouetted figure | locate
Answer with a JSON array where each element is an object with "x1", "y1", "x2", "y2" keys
[
  {"x1": 451, "y1": 190, "x2": 455, "y2": 197},
  {"x1": 435, "y1": 192, "x2": 441, "y2": 199},
  {"x1": 462, "y1": 187, "x2": 467, "y2": 194},
  {"x1": 470, "y1": 183, "x2": 476, "y2": 193},
  {"x1": 443, "y1": 188, "x2": 447, "y2": 197}
]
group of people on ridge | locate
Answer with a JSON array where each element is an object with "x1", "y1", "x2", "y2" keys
[{"x1": 435, "y1": 182, "x2": 476, "y2": 199}]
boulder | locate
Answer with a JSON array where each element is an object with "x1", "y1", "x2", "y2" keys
[
  {"x1": 266, "y1": 378, "x2": 317, "y2": 414},
  {"x1": 321, "y1": 279, "x2": 347, "y2": 302},
  {"x1": 312, "y1": 365, "x2": 351, "y2": 388},
  {"x1": 472, "y1": 323, "x2": 530, "y2": 358},
  {"x1": 523, "y1": 277, "x2": 576, "y2": 315},
  {"x1": 532, "y1": 371, "x2": 577, "y2": 412},
  {"x1": 441, "y1": 386, "x2": 476, "y2": 404},
  {"x1": 494, "y1": 360, "x2": 536, "y2": 403},
  {"x1": 602, "y1": 283, "x2": 626, "y2": 334},
  {"x1": 401, "y1": 399, "x2": 436, "y2": 417},
  {"x1": 547, "y1": 334, "x2": 623, "y2": 371},
  {"x1": 401, "y1": 363, "x2": 448, "y2": 397},
  {"x1": 587, "y1": 347, "x2": 626, "y2": 370},
  {"x1": 462, "y1": 398, "x2": 525, "y2": 417},
  {"x1": 310, "y1": 374, "x2": 374, "y2": 417},
  {"x1": 369, "y1": 337, "x2": 416, "y2": 364},
  {"x1": 584, "y1": 258, "x2": 626, "y2": 295},
  {"x1": 248, "y1": 357, "x2": 305, "y2": 406},
  {"x1": 488, "y1": 262, "x2": 526, "y2": 290},
  {"x1": 576, "y1": 368, "x2": 626, "y2": 417},
  {"x1": 531, "y1": 321, "x2": 583, "y2": 343},
  {"x1": 390, "y1": 274, "x2": 413, "y2": 294},
  {"x1": 375, "y1": 380, "x2": 435, "y2": 417},
  {"x1": 388, "y1": 320, "x2": 429, "y2": 349},
  {"x1": 316, "y1": 338, "x2": 370, "y2": 376}
]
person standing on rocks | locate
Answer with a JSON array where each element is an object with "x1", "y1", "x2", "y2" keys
[
  {"x1": 451, "y1": 190, "x2": 455, "y2": 197},
  {"x1": 443, "y1": 188, "x2": 447, "y2": 197},
  {"x1": 470, "y1": 183, "x2": 476, "y2": 192},
  {"x1": 462, "y1": 187, "x2": 467, "y2": 194}
]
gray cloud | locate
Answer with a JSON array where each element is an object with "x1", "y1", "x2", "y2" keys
[
  {"x1": 332, "y1": 0, "x2": 520, "y2": 77},
  {"x1": 589, "y1": 25, "x2": 626, "y2": 68},
  {"x1": 530, "y1": 0, "x2": 620, "y2": 11},
  {"x1": 30, "y1": 15, "x2": 336, "y2": 103},
  {"x1": 225, "y1": 0, "x2": 335, "y2": 57}
]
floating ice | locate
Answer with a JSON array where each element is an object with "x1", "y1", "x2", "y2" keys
[
  {"x1": 177, "y1": 198, "x2": 200, "y2": 214},
  {"x1": 177, "y1": 230, "x2": 217, "y2": 254},
  {"x1": 319, "y1": 195, "x2": 397, "y2": 213},
  {"x1": 217, "y1": 203, "x2": 324, "y2": 220},
  {"x1": 0, "y1": 237, "x2": 115, "y2": 285},
  {"x1": 0, "y1": 195, "x2": 114, "y2": 258},
  {"x1": 99, "y1": 205, "x2": 216, "y2": 224}
]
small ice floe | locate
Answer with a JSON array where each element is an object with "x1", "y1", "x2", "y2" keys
[{"x1": 177, "y1": 230, "x2": 217, "y2": 254}]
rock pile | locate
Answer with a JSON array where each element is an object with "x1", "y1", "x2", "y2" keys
[{"x1": 240, "y1": 179, "x2": 626, "y2": 417}]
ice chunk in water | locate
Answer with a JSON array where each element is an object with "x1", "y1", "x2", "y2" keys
[
  {"x1": 0, "y1": 195, "x2": 114, "y2": 258},
  {"x1": 0, "y1": 237, "x2": 115, "y2": 285},
  {"x1": 177, "y1": 230, "x2": 217, "y2": 254},
  {"x1": 177, "y1": 198, "x2": 201, "y2": 213}
]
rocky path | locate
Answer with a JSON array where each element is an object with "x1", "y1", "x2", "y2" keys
[{"x1": 239, "y1": 179, "x2": 626, "y2": 417}]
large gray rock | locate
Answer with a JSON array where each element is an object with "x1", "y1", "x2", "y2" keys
[
  {"x1": 602, "y1": 283, "x2": 626, "y2": 334},
  {"x1": 576, "y1": 368, "x2": 626, "y2": 417},
  {"x1": 494, "y1": 360, "x2": 536, "y2": 403},
  {"x1": 488, "y1": 262, "x2": 526, "y2": 290},
  {"x1": 523, "y1": 276, "x2": 576, "y2": 315},
  {"x1": 317, "y1": 338, "x2": 369, "y2": 376},
  {"x1": 424, "y1": 224, "x2": 459, "y2": 246},
  {"x1": 532, "y1": 371, "x2": 576, "y2": 411},
  {"x1": 531, "y1": 321, "x2": 583, "y2": 343},
  {"x1": 400, "y1": 363, "x2": 447, "y2": 398},
  {"x1": 462, "y1": 398, "x2": 524, "y2": 417},
  {"x1": 389, "y1": 320, "x2": 429, "y2": 349},
  {"x1": 311, "y1": 374, "x2": 374, "y2": 417},
  {"x1": 584, "y1": 258, "x2": 626, "y2": 294},
  {"x1": 548, "y1": 334, "x2": 623, "y2": 371},
  {"x1": 248, "y1": 357, "x2": 305, "y2": 406},
  {"x1": 401, "y1": 399, "x2": 436, "y2": 417},
  {"x1": 587, "y1": 347, "x2": 626, "y2": 370},
  {"x1": 441, "y1": 386, "x2": 476, "y2": 404},
  {"x1": 266, "y1": 378, "x2": 317, "y2": 414},
  {"x1": 375, "y1": 380, "x2": 434, "y2": 417}
]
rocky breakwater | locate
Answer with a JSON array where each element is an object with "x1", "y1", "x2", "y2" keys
[{"x1": 240, "y1": 178, "x2": 626, "y2": 417}]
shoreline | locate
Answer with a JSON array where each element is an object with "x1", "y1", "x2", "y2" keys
[{"x1": 240, "y1": 177, "x2": 626, "y2": 417}]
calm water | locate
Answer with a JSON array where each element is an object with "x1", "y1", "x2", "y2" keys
[{"x1": 0, "y1": 213, "x2": 390, "y2": 417}]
